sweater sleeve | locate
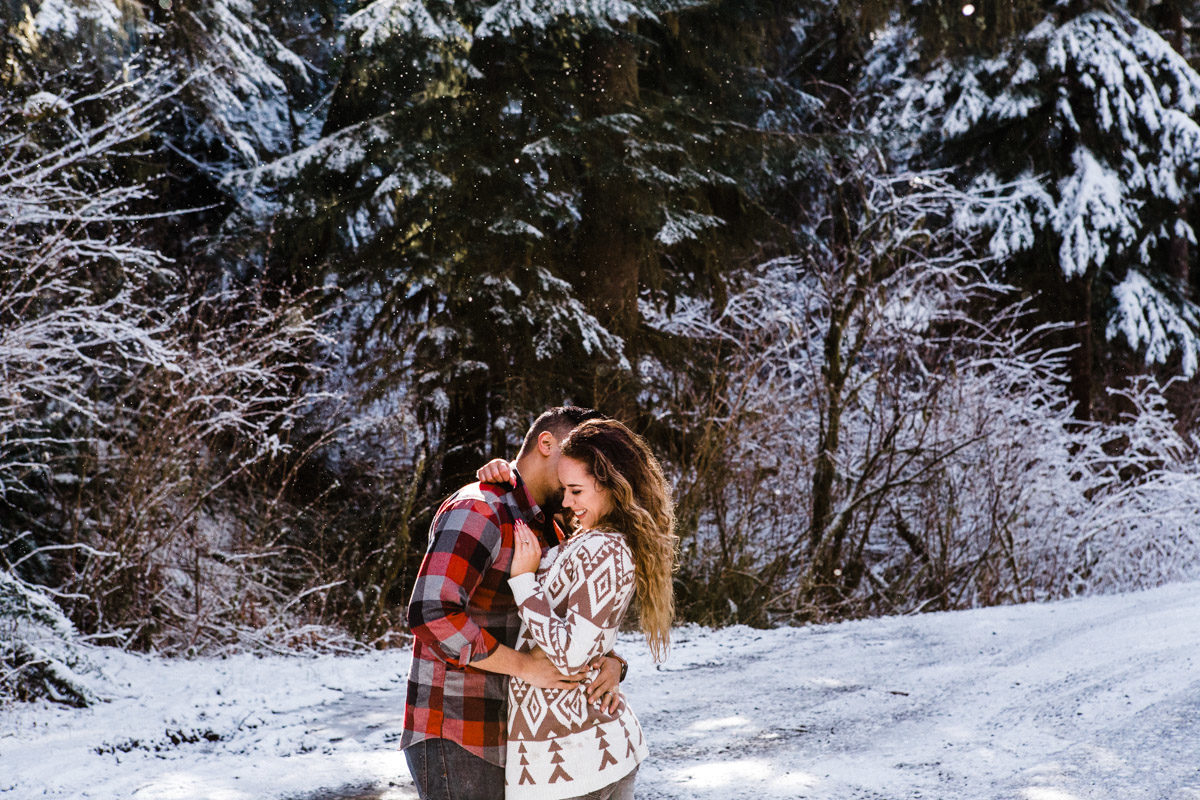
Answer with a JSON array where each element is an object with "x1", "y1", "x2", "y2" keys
[{"x1": 508, "y1": 532, "x2": 635, "y2": 674}]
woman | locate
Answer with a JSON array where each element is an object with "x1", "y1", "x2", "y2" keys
[{"x1": 504, "y1": 418, "x2": 677, "y2": 800}]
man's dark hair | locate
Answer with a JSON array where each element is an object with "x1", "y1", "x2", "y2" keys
[{"x1": 517, "y1": 406, "x2": 607, "y2": 456}]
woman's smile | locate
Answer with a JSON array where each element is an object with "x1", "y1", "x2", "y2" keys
[{"x1": 558, "y1": 456, "x2": 613, "y2": 530}]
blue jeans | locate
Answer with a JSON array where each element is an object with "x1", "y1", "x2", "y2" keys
[
  {"x1": 561, "y1": 765, "x2": 639, "y2": 800},
  {"x1": 404, "y1": 738, "x2": 504, "y2": 800}
]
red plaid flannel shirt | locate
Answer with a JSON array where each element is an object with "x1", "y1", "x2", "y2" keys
[{"x1": 401, "y1": 470, "x2": 563, "y2": 766}]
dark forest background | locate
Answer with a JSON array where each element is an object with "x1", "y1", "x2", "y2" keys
[{"x1": 7, "y1": 0, "x2": 1200, "y2": 702}]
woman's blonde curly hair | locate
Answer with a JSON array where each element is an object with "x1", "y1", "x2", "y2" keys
[{"x1": 560, "y1": 419, "x2": 677, "y2": 662}]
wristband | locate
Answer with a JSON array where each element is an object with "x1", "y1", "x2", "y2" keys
[{"x1": 609, "y1": 652, "x2": 628, "y2": 682}]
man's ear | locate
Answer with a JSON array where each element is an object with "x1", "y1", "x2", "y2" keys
[{"x1": 537, "y1": 431, "x2": 556, "y2": 456}]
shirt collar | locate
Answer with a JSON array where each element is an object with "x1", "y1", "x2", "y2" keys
[{"x1": 509, "y1": 466, "x2": 546, "y2": 525}]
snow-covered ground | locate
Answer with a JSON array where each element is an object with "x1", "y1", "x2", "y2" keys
[{"x1": 3, "y1": 582, "x2": 1200, "y2": 800}]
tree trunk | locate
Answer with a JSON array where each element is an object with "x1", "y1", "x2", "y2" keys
[
  {"x1": 1170, "y1": 205, "x2": 1190, "y2": 288},
  {"x1": 440, "y1": 383, "x2": 490, "y2": 494},
  {"x1": 809, "y1": 322, "x2": 844, "y2": 558},
  {"x1": 574, "y1": 29, "x2": 642, "y2": 414},
  {"x1": 805, "y1": 184, "x2": 862, "y2": 610},
  {"x1": 1164, "y1": 5, "x2": 1191, "y2": 290},
  {"x1": 1066, "y1": 274, "x2": 1094, "y2": 421}
]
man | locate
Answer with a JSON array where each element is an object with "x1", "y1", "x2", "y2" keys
[{"x1": 401, "y1": 406, "x2": 627, "y2": 800}]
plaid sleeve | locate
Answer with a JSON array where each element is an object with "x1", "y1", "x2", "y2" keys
[{"x1": 407, "y1": 497, "x2": 504, "y2": 667}]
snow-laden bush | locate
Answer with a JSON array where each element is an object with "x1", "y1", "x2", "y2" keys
[
  {"x1": 1048, "y1": 378, "x2": 1200, "y2": 594},
  {"x1": 0, "y1": 77, "x2": 173, "y2": 516},
  {"x1": 645, "y1": 164, "x2": 1200, "y2": 625},
  {"x1": 0, "y1": 569, "x2": 98, "y2": 707},
  {"x1": 873, "y1": 332, "x2": 1200, "y2": 607},
  {"x1": 44, "y1": 287, "x2": 350, "y2": 654},
  {"x1": 0, "y1": 76, "x2": 358, "y2": 659}
]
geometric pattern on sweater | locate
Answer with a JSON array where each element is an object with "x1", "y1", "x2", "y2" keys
[
  {"x1": 512, "y1": 530, "x2": 635, "y2": 678},
  {"x1": 506, "y1": 529, "x2": 647, "y2": 800}
]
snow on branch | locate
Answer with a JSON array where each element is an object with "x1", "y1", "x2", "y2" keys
[
  {"x1": 30, "y1": 0, "x2": 123, "y2": 38},
  {"x1": 476, "y1": 0, "x2": 654, "y2": 38},
  {"x1": 166, "y1": 0, "x2": 312, "y2": 166},
  {"x1": 654, "y1": 208, "x2": 726, "y2": 246},
  {"x1": 345, "y1": 0, "x2": 470, "y2": 49},
  {"x1": 1107, "y1": 271, "x2": 1200, "y2": 376},
  {"x1": 1053, "y1": 147, "x2": 1137, "y2": 278},
  {"x1": 1, "y1": 568, "x2": 100, "y2": 706}
]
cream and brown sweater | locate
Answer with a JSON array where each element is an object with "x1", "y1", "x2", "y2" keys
[{"x1": 506, "y1": 529, "x2": 648, "y2": 800}]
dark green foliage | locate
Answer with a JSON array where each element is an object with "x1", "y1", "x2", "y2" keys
[
  {"x1": 841, "y1": 0, "x2": 1047, "y2": 59},
  {"x1": 4, "y1": 0, "x2": 1200, "y2": 662},
  {"x1": 237, "y1": 0, "x2": 823, "y2": 494}
]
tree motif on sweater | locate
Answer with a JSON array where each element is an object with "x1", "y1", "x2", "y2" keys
[{"x1": 506, "y1": 529, "x2": 648, "y2": 800}]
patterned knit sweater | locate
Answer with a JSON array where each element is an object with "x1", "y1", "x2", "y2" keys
[{"x1": 506, "y1": 529, "x2": 648, "y2": 800}]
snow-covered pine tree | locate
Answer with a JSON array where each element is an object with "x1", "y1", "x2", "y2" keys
[
  {"x1": 864, "y1": 4, "x2": 1200, "y2": 418},
  {"x1": 229, "y1": 0, "x2": 812, "y2": 490},
  {"x1": 143, "y1": 0, "x2": 314, "y2": 168},
  {"x1": 2, "y1": 0, "x2": 316, "y2": 167},
  {"x1": 3, "y1": 0, "x2": 333, "y2": 276}
]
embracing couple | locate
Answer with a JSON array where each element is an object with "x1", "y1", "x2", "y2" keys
[{"x1": 399, "y1": 407, "x2": 677, "y2": 800}]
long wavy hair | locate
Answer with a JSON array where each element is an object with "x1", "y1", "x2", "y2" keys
[{"x1": 560, "y1": 419, "x2": 677, "y2": 662}]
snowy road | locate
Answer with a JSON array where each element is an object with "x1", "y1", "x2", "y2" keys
[
  {"x1": 3, "y1": 582, "x2": 1199, "y2": 799},
  {"x1": 630, "y1": 582, "x2": 1200, "y2": 800}
]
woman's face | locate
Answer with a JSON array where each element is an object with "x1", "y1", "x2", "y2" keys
[{"x1": 558, "y1": 456, "x2": 613, "y2": 530}]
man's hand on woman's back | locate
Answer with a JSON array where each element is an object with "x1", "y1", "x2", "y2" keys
[{"x1": 520, "y1": 647, "x2": 588, "y2": 691}]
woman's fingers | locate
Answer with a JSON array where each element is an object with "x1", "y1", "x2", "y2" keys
[
  {"x1": 586, "y1": 673, "x2": 614, "y2": 701},
  {"x1": 590, "y1": 687, "x2": 620, "y2": 713},
  {"x1": 510, "y1": 521, "x2": 542, "y2": 574},
  {"x1": 518, "y1": 539, "x2": 537, "y2": 562}
]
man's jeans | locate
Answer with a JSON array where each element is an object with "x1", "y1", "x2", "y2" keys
[{"x1": 404, "y1": 738, "x2": 504, "y2": 800}]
